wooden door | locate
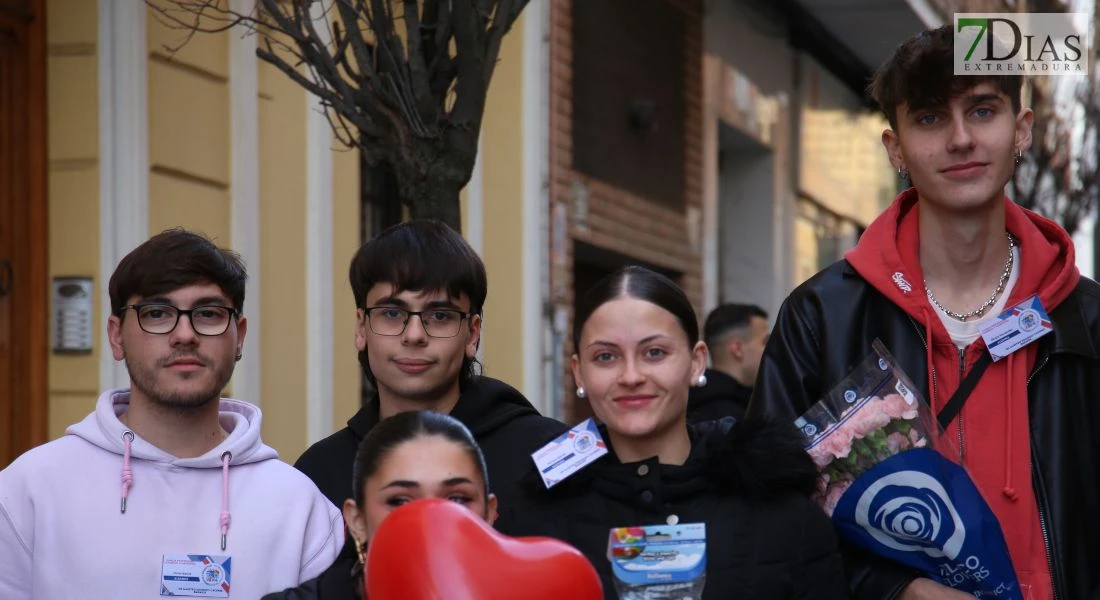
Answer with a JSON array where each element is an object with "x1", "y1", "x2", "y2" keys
[{"x1": 0, "y1": 0, "x2": 47, "y2": 468}]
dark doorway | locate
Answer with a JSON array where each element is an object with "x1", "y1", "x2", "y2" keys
[{"x1": 0, "y1": 0, "x2": 48, "y2": 467}]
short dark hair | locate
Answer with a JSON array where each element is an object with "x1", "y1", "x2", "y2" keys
[
  {"x1": 573, "y1": 265, "x2": 698, "y2": 350},
  {"x1": 350, "y1": 410, "x2": 490, "y2": 506},
  {"x1": 703, "y1": 304, "x2": 767, "y2": 349},
  {"x1": 348, "y1": 220, "x2": 487, "y2": 388},
  {"x1": 868, "y1": 25, "x2": 1022, "y2": 130},
  {"x1": 109, "y1": 228, "x2": 247, "y2": 314}
]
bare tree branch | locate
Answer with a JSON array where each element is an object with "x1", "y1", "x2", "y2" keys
[
  {"x1": 148, "y1": 0, "x2": 531, "y2": 231},
  {"x1": 403, "y1": 0, "x2": 436, "y2": 121},
  {"x1": 1012, "y1": 7, "x2": 1099, "y2": 236}
]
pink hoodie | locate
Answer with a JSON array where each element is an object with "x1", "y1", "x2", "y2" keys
[{"x1": 0, "y1": 389, "x2": 343, "y2": 599}]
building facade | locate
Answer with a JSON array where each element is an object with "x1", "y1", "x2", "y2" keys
[
  {"x1": 1, "y1": 0, "x2": 553, "y2": 465},
  {"x1": 4, "y1": 0, "x2": 959, "y2": 467}
]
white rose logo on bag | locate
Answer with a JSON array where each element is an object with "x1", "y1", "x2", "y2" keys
[{"x1": 853, "y1": 470, "x2": 966, "y2": 560}]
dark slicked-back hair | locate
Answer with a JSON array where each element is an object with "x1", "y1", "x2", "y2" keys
[
  {"x1": 869, "y1": 25, "x2": 1022, "y2": 130},
  {"x1": 703, "y1": 303, "x2": 767, "y2": 350},
  {"x1": 109, "y1": 228, "x2": 247, "y2": 315},
  {"x1": 349, "y1": 220, "x2": 487, "y2": 388},
  {"x1": 573, "y1": 265, "x2": 698, "y2": 351}
]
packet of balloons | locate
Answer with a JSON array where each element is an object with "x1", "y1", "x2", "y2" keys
[
  {"x1": 606, "y1": 523, "x2": 706, "y2": 600},
  {"x1": 797, "y1": 340, "x2": 1023, "y2": 598}
]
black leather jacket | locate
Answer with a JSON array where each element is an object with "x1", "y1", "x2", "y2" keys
[{"x1": 747, "y1": 260, "x2": 1100, "y2": 600}]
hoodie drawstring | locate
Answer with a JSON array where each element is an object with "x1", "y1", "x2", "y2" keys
[
  {"x1": 220, "y1": 451, "x2": 232, "y2": 550},
  {"x1": 117, "y1": 433, "x2": 234, "y2": 550},
  {"x1": 121, "y1": 431, "x2": 135, "y2": 513},
  {"x1": 1002, "y1": 354, "x2": 1019, "y2": 500}
]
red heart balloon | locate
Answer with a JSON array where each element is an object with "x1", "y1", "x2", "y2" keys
[{"x1": 365, "y1": 498, "x2": 603, "y2": 600}]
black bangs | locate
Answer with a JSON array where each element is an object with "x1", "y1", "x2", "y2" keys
[
  {"x1": 348, "y1": 220, "x2": 487, "y2": 313},
  {"x1": 893, "y1": 29, "x2": 957, "y2": 113},
  {"x1": 869, "y1": 25, "x2": 1022, "y2": 129}
]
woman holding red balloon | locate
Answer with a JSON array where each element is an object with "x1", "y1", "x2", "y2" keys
[
  {"x1": 264, "y1": 410, "x2": 603, "y2": 600},
  {"x1": 498, "y1": 266, "x2": 850, "y2": 599},
  {"x1": 262, "y1": 410, "x2": 500, "y2": 599}
]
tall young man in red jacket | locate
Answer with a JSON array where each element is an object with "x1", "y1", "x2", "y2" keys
[{"x1": 749, "y1": 26, "x2": 1100, "y2": 600}]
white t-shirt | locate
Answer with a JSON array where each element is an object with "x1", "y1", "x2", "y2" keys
[{"x1": 931, "y1": 244, "x2": 1021, "y2": 348}]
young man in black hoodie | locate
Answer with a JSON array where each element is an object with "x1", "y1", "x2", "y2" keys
[{"x1": 292, "y1": 220, "x2": 566, "y2": 595}]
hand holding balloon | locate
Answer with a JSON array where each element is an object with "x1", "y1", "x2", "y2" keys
[{"x1": 365, "y1": 498, "x2": 603, "y2": 600}]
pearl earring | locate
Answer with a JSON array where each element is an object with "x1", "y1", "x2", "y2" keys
[
  {"x1": 696, "y1": 374, "x2": 708, "y2": 387},
  {"x1": 576, "y1": 387, "x2": 586, "y2": 399}
]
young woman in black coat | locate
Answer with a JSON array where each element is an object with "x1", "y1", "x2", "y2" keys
[{"x1": 497, "y1": 266, "x2": 849, "y2": 599}]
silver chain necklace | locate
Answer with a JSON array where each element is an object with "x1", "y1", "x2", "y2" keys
[{"x1": 925, "y1": 232, "x2": 1016, "y2": 322}]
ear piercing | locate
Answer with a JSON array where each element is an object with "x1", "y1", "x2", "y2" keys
[
  {"x1": 696, "y1": 374, "x2": 708, "y2": 387},
  {"x1": 576, "y1": 387, "x2": 586, "y2": 399}
]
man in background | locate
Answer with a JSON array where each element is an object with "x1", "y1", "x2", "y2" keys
[{"x1": 688, "y1": 303, "x2": 769, "y2": 422}]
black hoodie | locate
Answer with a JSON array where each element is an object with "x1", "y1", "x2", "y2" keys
[
  {"x1": 686, "y1": 368, "x2": 752, "y2": 423},
  {"x1": 295, "y1": 376, "x2": 566, "y2": 509},
  {"x1": 274, "y1": 377, "x2": 567, "y2": 600},
  {"x1": 497, "y1": 418, "x2": 850, "y2": 600}
]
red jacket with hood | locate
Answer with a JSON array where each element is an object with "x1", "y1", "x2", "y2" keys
[
  {"x1": 749, "y1": 188, "x2": 1100, "y2": 599},
  {"x1": 845, "y1": 189, "x2": 1080, "y2": 599}
]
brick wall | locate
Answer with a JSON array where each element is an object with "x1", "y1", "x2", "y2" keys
[{"x1": 549, "y1": 0, "x2": 704, "y2": 422}]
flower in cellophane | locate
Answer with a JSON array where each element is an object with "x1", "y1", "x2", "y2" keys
[{"x1": 795, "y1": 340, "x2": 1022, "y2": 599}]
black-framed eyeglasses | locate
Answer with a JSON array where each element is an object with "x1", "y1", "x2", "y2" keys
[
  {"x1": 119, "y1": 304, "x2": 238, "y2": 336},
  {"x1": 364, "y1": 307, "x2": 470, "y2": 338}
]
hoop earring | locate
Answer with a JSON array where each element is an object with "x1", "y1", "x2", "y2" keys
[
  {"x1": 576, "y1": 387, "x2": 586, "y2": 399},
  {"x1": 353, "y1": 537, "x2": 366, "y2": 566}
]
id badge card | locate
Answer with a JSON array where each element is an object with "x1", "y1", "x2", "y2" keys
[
  {"x1": 608, "y1": 523, "x2": 707, "y2": 587},
  {"x1": 980, "y1": 295, "x2": 1053, "y2": 361},
  {"x1": 531, "y1": 418, "x2": 608, "y2": 488},
  {"x1": 161, "y1": 555, "x2": 232, "y2": 597}
]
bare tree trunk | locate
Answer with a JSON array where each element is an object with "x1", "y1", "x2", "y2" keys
[
  {"x1": 360, "y1": 159, "x2": 403, "y2": 241},
  {"x1": 406, "y1": 177, "x2": 463, "y2": 230}
]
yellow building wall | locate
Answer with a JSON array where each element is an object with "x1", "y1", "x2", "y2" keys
[
  {"x1": 257, "y1": 56, "x2": 309, "y2": 459},
  {"x1": 46, "y1": 0, "x2": 101, "y2": 438},
  {"x1": 478, "y1": 13, "x2": 527, "y2": 392},
  {"x1": 147, "y1": 8, "x2": 231, "y2": 243},
  {"x1": 46, "y1": 4, "x2": 360, "y2": 461},
  {"x1": 255, "y1": 58, "x2": 361, "y2": 459},
  {"x1": 332, "y1": 148, "x2": 361, "y2": 435}
]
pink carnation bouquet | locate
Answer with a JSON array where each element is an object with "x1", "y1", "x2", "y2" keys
[
  {"x1": 802, "y1": 392, "x2": 932, "y2": 515},
  {"x1": 793, "y1": 342, "x2": 1022, "y2": 598},
  {"x1": 796, "y1": 341, "x2": 949, "y2": 516}
]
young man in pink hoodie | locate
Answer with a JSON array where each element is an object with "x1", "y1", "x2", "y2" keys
[
  {"x1": 749, "y1": 26, "x2": 1100, "y2": 600},
  {"x1": 0, "y1": 229, "x2": 342, "y2": 599}
]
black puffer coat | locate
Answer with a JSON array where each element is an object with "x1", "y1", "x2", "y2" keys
[{"x1": 497, "y1": 418, "x2": 850, "y2": 600}]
